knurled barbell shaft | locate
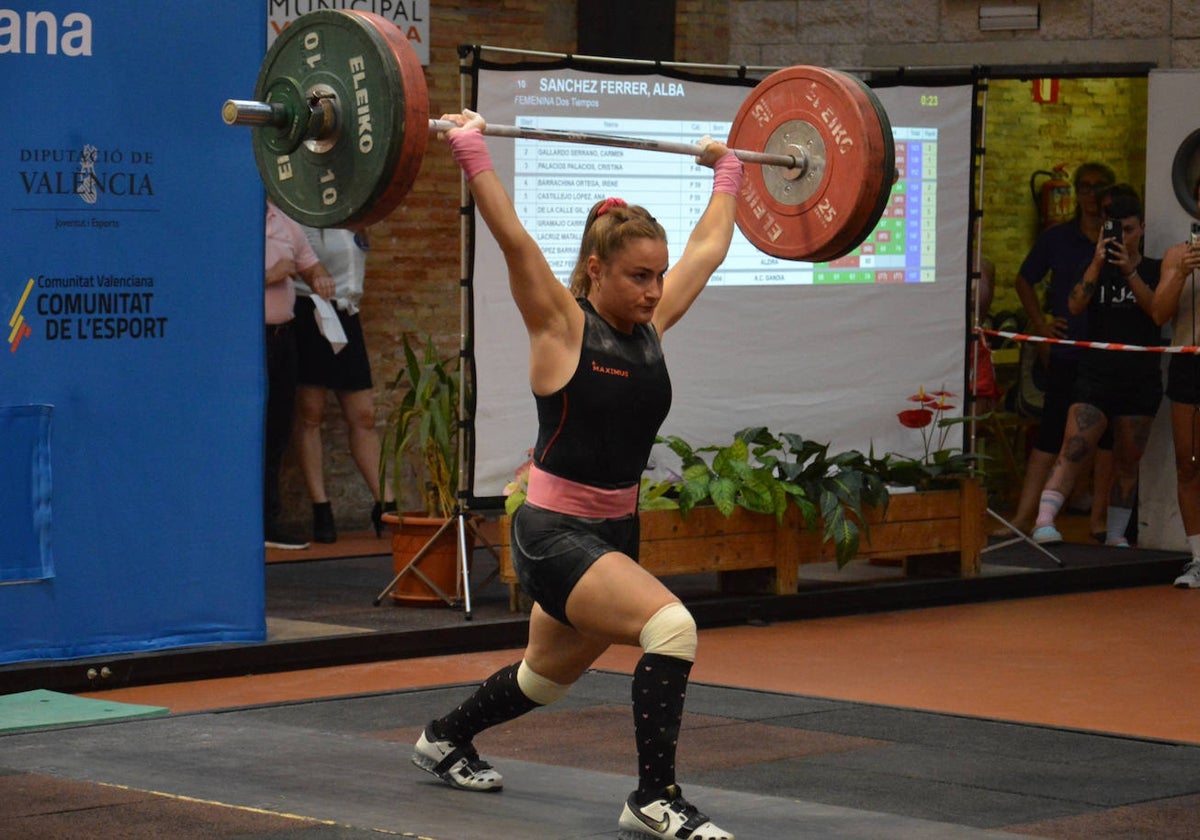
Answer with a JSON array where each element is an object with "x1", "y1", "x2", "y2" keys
[
  {"x1": 427, "y1": 118, "x2": 805, "y2": 171},
  {"x1": 222, "y1": 99, "x2": 807, "y2": 173}
]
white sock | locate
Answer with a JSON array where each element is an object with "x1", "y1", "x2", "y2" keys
[
  {"x1": 1106, "y1": 506, "x2": 1133, "y2": 545},
  {"x1": 1036, "y1": 490, "x2": 1065, "y2": 529},
  {"x1": 1188, "y1": 533, "x2": 1200, "y2": 562}
]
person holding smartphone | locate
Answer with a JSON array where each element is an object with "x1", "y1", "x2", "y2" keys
[
  {"x1": 1151, "y1": 209, "x2": 1200, "y2": 587},
  {"x1": 1031, "y1": 184, "x2": 1163, "y2": 546},
  {"x1": 1005, "y1": 162, "x2": 1117, "y2": 541}
]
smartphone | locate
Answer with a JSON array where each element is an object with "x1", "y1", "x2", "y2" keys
[
  {"x1": 1103, "y1": 219, "x2": 1121, "y2": 260},
  {"x1": 1191, "y1": 221, "x2": 1200, "y2": 251}
]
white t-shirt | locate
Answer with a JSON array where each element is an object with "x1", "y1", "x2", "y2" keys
[{"x1": 295, "y1": 227, "x2": 367, "y2": 314}]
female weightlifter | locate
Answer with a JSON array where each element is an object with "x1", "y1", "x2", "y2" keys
[{"x1": 410, "y1": 108, "x2": 741, "y2": 840}]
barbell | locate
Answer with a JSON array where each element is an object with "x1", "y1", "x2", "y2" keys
[{"x1": 223, "y1": 9, "x2": 896, "y2": 263}]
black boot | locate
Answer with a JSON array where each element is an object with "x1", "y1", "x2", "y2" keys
[
  {"x1": 312, "y1": 502, "x2": 336, "y2": 544},
  {"x1": 372, "y1": 500, "x2": 398, "y2": 537}
]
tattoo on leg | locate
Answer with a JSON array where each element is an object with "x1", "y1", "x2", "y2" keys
[
  {"x1": 1074, "y1": 404, "x2": 1105, "y2": 434},
  {"x1": 1063, "y1": 435, "x2": 1092, "y2": 464}
]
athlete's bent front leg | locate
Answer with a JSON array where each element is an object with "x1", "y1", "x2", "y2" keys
[{"x1": 523, "y1": 602, "x2": 613, "y2": 684}]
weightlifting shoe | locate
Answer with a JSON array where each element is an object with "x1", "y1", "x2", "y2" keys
[
  {"x1": 412, "y1": 726, "x2": 503, "y2": 791},
  {"x1": 617, "y1": 785, "x2": 733, "y2": 840}
]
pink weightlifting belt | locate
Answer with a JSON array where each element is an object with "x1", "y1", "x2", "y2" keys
[{"x1": 524, "y1": 464, "x2": 639, "y2": 519}]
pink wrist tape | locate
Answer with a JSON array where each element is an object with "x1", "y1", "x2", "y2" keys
[
  {"x1": 447, "y1": 128, "x2": 494, "y2": 180},
  {"x1": 712, "y1": 152, "x2": 744, "y2": 196}
]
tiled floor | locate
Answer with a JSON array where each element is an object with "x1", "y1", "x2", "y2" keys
[
  {"x1": 4, "y1": 516, "x2": 1199, "y2": 839},
  {"x1": 77, "y1": 583, "x2": 1200, "y2": 744}
]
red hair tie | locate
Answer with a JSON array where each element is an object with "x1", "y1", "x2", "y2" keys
[{"x1": 596, "y1": 197, "x2": 627, "y2": 217}]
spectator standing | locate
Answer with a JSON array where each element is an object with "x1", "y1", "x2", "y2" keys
[
  {"x1": 1031, "y1": 186, "x2": 1162, "y2": 546},
  {"x1": 1004, "y1": 162, "x2": 1117, "y2": 540},
  {"x1": 264, "y1": 201, "x2": 334, "y2": 550},
  {"x1": 1152, "y1": 225, "x2": 1200, "y2": 586},
  {"x1": 293, "y1": 226, "x2": 395, "y2": 542}
]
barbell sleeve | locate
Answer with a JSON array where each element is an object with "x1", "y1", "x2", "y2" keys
[{"x1": 222, "y1": 99, "x2": 290, "y2": 128}]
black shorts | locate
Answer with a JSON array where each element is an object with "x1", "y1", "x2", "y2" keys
[
  {"x1": 293, "y1": 296, "x2": 373, "y2": 391},
  {"x1": 1074, "y1": 361, "x2": 1163, "y2": 419},
  {"x1": 1167, "y1": 354, "x2": 1200, "y2": 405},
  {"x1": 509, "y1": 503, "x2": 639, "y2": 626},
  {"x1": 1035, "y1": 359, "x2": 1077, "y2": 452},
  {"x1": 1035, "y1": 359, "x2": 1113, "y2": 451}
]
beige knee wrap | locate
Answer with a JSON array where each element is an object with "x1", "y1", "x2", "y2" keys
[
  {"x1": 639, "y1": 602, "x2": 697, "y2": 662},
  {"x1": 517, "y1": 659, "x2": 572, "y2": 706}
]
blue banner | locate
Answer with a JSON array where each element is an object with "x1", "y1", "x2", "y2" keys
[{"x1": 1, "y1": 1, "x2": 267, "y2": 662}]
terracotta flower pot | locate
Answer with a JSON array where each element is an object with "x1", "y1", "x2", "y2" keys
[{"x1": 381, "y1": 512, "x2": 473, "y2": 607}]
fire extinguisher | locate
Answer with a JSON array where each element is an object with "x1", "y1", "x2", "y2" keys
[{"x1": 1030, "y1": 164, "x2": 1074, "y2": 232}]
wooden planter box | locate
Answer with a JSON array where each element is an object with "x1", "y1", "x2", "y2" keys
[
  {"x1": 495, "y1": 479, "x2": 985, "y2": 611},
  {"x1": 856, "y1": 478, "x2": 986, "y2": 576}
]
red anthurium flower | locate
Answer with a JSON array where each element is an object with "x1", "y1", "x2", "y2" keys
[
  {"x1": 898, "y1": 408, "x2": 933, "y2": 428},
  {"x1": 899, "y1": 386, "x2": 963, "y2": 465}
]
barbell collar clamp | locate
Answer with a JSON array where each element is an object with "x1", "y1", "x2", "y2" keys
[{"x1": 224, "y1": 96, "x2": 341, "y2": 156}]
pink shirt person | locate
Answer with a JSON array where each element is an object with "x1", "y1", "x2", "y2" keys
[{"x1": 264, "y1": 202, "x2": 321, "y2": 325}]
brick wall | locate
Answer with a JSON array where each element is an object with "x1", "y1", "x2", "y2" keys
[
  {"x1": 729, "y1": 1, "x2": 1200, "y2": 69},
  {"x1": 982, "y1": 77, "x2": 1148, "y2": 318},
  {"x1": 279, "y1": 1, "x2": 1195, "y2": 534}
]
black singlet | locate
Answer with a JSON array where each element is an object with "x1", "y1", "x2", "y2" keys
[{"x1": 531, "y1": 299, "x2": 671, "y2": 489}]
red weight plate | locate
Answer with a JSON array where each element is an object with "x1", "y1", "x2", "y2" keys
[
  {"x1": 728, "y1": 66, "x2": 894, "y2": 262},
  {"x1": 811, "y1": 72, "x2": 895, "y2": 263},
  {"x1": 348, "y1": 11, "x2": 429, "y2": 229}
]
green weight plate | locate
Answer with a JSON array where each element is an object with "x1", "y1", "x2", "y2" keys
[{"x1": 252, "y1": 10, "x2": 429, "y2": 229}]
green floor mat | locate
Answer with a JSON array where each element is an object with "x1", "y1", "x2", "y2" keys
[{"x1": 0, "y1": 689, "x2": 168, "y2": 734}]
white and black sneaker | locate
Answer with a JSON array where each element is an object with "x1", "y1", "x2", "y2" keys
[
  {"x1": 411, "y1": 726, "x2": 503, "y2": 791},
  {"x1": 264, "y1": 529, "x2": 310, "y2": 550},
  {"x1": 617, "y1": 785, "x2": 733, "y2": 840},
  {"x1": 1174, "y1": 560, "x2": 1200, "y2": 589}
]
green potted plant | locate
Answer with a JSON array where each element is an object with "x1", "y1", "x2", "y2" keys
[
  {"x1": 378, "y1": 332, "x2": 463, "y2": 605},
  {"x1": 659, "y1": 427, "x2": 890, "y2": 567}
]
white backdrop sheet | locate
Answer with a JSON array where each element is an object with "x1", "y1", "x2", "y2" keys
[{"x1": 467, "y1": 71, "x2": 974, "y2": 500}]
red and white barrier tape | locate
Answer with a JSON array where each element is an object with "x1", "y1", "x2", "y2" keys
[{"x1": 976, "y1": 328, "x2": 1200, "y2": 355}]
